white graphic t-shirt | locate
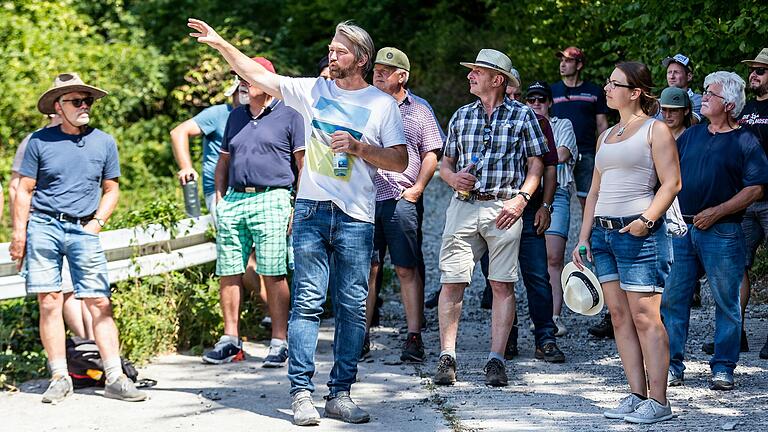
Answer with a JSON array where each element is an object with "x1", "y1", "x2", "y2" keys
[{"x1": 280, "y1": 77, "x2": 406, "y2": 223}]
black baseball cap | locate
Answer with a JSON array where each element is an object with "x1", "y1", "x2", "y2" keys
[{"x1": 525, "y1": 80, "x2": 552, "y2": 99}]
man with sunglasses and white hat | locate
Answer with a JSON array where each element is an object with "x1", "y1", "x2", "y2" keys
[
  {"x1": 737, "y1": 48, "x2": 768, "y2": 360},
  {"x1": 10, "y1": 73, "x2": 147, "y2": 404},
  {"x1": 434, "y1": 49, "x2": 548, "y2": 387}
]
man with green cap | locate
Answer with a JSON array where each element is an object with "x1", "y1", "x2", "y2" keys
[{"x1": 364, "y1": 47, "x2": 443, "y2": 363}]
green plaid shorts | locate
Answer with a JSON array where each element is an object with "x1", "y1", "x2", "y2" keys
[{"x1": 215, "y1": 188, "x2": 292, "y2": 276}]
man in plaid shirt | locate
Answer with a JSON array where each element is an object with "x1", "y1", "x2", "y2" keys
[
  {"x1": 364, "y1": 47, "x2": 443, "y2": 363},
  {"x1": 434, "y1": 49, "x2": 549, "y2": 387}
]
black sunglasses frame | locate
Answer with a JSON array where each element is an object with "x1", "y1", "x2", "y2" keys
[{"x1": 60, "y1": 97, "x2": 95, "y2": 108}]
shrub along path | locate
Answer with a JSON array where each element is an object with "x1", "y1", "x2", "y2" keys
[{"x1": 2, "y1": 179, "x2": 767, "y2": 431}]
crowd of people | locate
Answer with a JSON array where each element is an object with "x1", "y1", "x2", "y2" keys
[{"x1": 8, "y1": 15, "x2": 768, "y2": 427}]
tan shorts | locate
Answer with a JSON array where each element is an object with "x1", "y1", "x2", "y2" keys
[{"x1": 439, "y1": 197, "x2": 523, "y2": 284}]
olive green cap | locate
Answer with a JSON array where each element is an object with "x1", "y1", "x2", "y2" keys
[
  {"x1": 660, "y1": 86, "x2": 690, "y2": 109},
  {"x1": 375, "y1": 47, "x2": 410, "y2": 72}
]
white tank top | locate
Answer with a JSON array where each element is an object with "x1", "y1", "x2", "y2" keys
[{"x1": 594, "y1": 118, "x2": 657, "y2": 217}]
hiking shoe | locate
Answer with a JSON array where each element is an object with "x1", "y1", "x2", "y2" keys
[
  {"x1": 291, "y1": 390, "x2": 321, "y2": 426},
  {"x1": 667, "y1": 370, "x2": 684, "y2": 387},
  {"x1": 425, "y1": 287, "x2": 441, "y2": 309},
  {"x1": 603, "y1": 393, "x2": 644, "y2": 419},
  {"x1": 260, "y1": 316, "x2": 272, "y2": 331},
  {"x1": 760, "y1": 335, "x2": 768, "y2": 359},
  {"x1": 324, "y1": 391, "x2": 370, "y2": 424},
  {"x1": 535, "y1": 343, "x2": 566, "y2": 363},
  {"x1": 263, "y1": 343, "x2": 288, "y2": 368},
  {"x1": 710, "y1": 371, "x2": 734, "y2": 391},
  {"x1": 504, "y1": 325, "x2": 519, "y2": 360},
  {"x1": 483, "y1": 358, "x2": 508, "y2": 387},
  {"x1": 702, "y1": 330, "x2": 749, "y2": 355},
  {"x1": 400, "y1": 333, "x2": 425, "y2": 363},
  {"x1": 434, "y1": 354, "x2": 457, "y2": 385},
  {"x1": 104, "y1": 374, "x2": 148, "y2": 402},
  {"x1": 359, "y1": 332, "x2": 371, "y2": 361},
  {"x1": 588, "y1": 313, "x2": 614, "y2": 338},
  {"x1": 41, "y1": 374, "x2": 73, "y2": 404},
  {"x1": 202, "y1": 336, "x2": 244, "y2": 364},
  {"x1": 624, "y1": 399, "x2": 673, "y2": 424},
  {"x1": 553, "y1": 315, "x2": 568, "y2": 337}
]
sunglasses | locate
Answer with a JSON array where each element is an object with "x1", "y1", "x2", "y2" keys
[
  {"x1": 526, "y1": 96, "x2": 548, "y2": 104},
  {"x1": 60, "y1": 97, "x2": 94, "y2": 108},
  {"x1": 751, "y1": 67, "x2": 767, "y2": 77}
]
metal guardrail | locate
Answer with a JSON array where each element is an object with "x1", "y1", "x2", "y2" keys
[{"x1": 0, "y1": 216, "x2": 216, "y2": 301}]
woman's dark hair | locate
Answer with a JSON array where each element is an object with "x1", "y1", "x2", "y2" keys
[{"x1": 615, "y1": 61, "x2": 659, "y2": 116}]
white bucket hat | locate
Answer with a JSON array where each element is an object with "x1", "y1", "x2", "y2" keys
[{"x1": 560, "y1": 262, "x2": 604, "y2": 316}]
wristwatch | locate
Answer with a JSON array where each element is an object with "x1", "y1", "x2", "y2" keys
[
  {"x1": 542, "y1": 202, "x2": 553, "y2": 213},
  {"x1": 638, "y1": 215, "x2": 655, "y2": 229},
  {"x1": 517, "y1": 191, "x2": 531, "y2": 202},
  {"x1": 94, "y1": 217, "x2": 106, "y2": 227}
]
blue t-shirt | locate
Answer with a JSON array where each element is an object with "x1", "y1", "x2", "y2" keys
[
  {"x1": 551, "y1": 80, "x2": 610, "y2": 154},
  {"x1": 220, "y1": 100, "x2": 305, "y2": 189},
  {"x1": 193, "y1": 104, "x2": 233, "y2": 196},
  {"x1": 677, "y1": 124, "x2": 768, "y2": 221},
  {"x1": 20, "y1": 126, "x2": 121, "y2": 218}
]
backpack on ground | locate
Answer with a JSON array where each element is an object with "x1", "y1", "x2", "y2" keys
[{"x1": 65, "y1": 336, "x2": 142, "y2": 389}]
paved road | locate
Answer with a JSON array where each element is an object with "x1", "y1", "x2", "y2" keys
[{"x1": 2, "y1": 179, "x2": 767, "y2": 431}]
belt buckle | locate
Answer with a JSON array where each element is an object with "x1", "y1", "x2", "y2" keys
[
  {"x1": 599, "y1": 217, "x2": 613, "y2": 230},
  {"x1": 56, "y1": 213, "x2": 67, "y2": 222},
  {"x1": 244, "y1": 186, "x2": 257, "y2": 193}
]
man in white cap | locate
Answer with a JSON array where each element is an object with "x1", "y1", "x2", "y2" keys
[
  {"x1": 10, "y1": 73, "x2": 147, "y2": 403},
  {"x1": 434, "y1": 49, "x2": 548, "y2": 387},
  {"x1": 661, "y1": 53, "x2": 702, "y2": 123}
]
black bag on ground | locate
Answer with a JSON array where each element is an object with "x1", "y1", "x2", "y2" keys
[{"x1": 65, "y1": 336, "x2": 139, "y2": 389}]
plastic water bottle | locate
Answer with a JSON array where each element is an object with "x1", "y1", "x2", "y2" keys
[
  {"x1": 333, "y1": 152, "x2": 348, "y2": 176},
  {"x1": 456, "y1": 155, "x2": 480, "y2": 200},
  {"x1": 578, "y1": 246, "x2": 593, "y2": 272},
  {"x1": 183, "y1": 180, "x2": 201, "y2": 218}
]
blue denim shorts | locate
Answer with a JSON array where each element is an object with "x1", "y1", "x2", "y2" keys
[
  {"x1": 590, "y1": 221, "x2": 672, "y2": 293},
  {"x1": 372, "y1": 198, "x2": 420, "y2": 268},
  {"x1": 742, "y1": 200, "x2": 768, "y2": 267},
  {"x1": 545, "y1": 187, "x2": 571, "y2": 239},
  {"x1": 573, "y1": 152, "x2": 595, "y2": 198},
  {"x1": 24, "y1": 212, "x2": 110, "y2": 298}
]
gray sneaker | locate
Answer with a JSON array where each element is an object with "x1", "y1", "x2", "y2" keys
[
  {"x1": 104, "y1": 375, "x2": 148, "y2": 402},
  {"x1": 324, "y1": 391, "x2": 370, "y2": 424},
  {"x1": 41, "y1": 374, "x2": 73, "y2": 404},
  {"x1": 710, "y1": 371, "x2": 734, "y2": 391},
  {"x1": 291, "y1": 390, "x2": 320, "y2": 426},
  {"x1": 624, "y1": 399, "x2": 673, "y2": 424},
  {"x1": 263, "y1": 344, "x2": 288, "y2": 368},
  {"x1": 667, "y1": 370, "x2": 684, "y2": 386},
  {"x1": 603, "y1": 393, "x2": 644, "y2": 419}
]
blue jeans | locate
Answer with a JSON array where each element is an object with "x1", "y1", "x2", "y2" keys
[
  {"x1": 481, "y1": 204, "x2": 556, "y2": 347},
  {"x1": 287, "y1": 199, "x2": 373, "y2": 396},
  {"x1": 661, "y1": 223, "x2": 745, "y2": 376}
]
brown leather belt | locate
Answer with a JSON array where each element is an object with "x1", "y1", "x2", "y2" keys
[{"x1": 474, "y1": 193, "x2": 498, "y2": 201}]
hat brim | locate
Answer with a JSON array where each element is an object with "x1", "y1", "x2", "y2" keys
[
  {"x1": 460, "y1": 62, "x2": 520, "y2": 89},
  {"x1": 374, "y1": 59, "x2": 410, "y2": 72},
  {"x1": 526, "y1": 89, "x2": 550, "y2": 98},
  {"x1": 660, "y1": 103, "x2": 688, "y2": 109},
  {"x1": 662, "y1": 58, "x2": 691, "y2": 71},
  {"x1": 561, "y1": 262, "x2": 604, "y2": 316},
  {"x1": 37, "y1": 85, "x2": 107, "y2": 115},
  {"x1": 741, "y1": 59, "x2": 768, "y2": 67}
]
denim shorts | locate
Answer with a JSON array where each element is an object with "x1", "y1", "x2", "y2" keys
[
  {"x1": 24, "y1": 212, "x2": 110, "y2": 298},
  {"x1": 372, "y1": 198, "x2": 420, "y2": 268},
  {"x1": 590, "y1": 221, "x2": 672, "y2": 293},
  {"x1": 545, "y1": 187, "x2": 571, "y2": 239},
  {"x1": 573, "y1": 152, "x2": 595, "y2": 198},
  {"x1": 742, "y1": 200, "x2": 768, "y2": 267}
]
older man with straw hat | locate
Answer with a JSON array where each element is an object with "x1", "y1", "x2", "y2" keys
[{"x1": 10, "y1": 72, "x2": 147, "y2": 404}]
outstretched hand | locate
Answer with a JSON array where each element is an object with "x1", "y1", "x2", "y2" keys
[{"x1": 188, "y1": 18, "x2": 223, "y2": 47}]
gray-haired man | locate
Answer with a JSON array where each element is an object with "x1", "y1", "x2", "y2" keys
[{"x1": 189, "y1": 18, "x2": 407, "y2": 425}]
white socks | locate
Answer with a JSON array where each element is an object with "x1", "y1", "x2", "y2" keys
[
  {"x1": 103, "y1": 357, "x2": 123, "y2": 384},
  {"x1": 49, "y1": 359, "x2": 68, "y2": 378}
]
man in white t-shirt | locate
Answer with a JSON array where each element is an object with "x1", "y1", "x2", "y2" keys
[{"x1": 188, "y1": 18, "x2": 407, "y2": 426}]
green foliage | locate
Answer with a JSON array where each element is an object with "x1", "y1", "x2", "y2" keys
[{"x1": 0, "y1": 298, "x2": 46, "y2": 388}]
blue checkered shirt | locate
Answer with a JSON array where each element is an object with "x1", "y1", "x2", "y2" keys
[{"x1": 444, "y1": 97, "x2": 549, "y2": 199}]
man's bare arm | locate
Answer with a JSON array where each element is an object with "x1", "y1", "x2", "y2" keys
[{"x1": 170, "y1": 119, "x2": 203, "y2": 184}]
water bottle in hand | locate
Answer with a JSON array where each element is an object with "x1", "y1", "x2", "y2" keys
[{"x1": 456, "y1": 155, "x2": 480, "y2": 200}]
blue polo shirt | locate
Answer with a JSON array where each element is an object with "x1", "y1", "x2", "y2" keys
[
  {"x1": 677, "y1": 124, "x2": 768, "y2": 222},
  {"x1": 220, "y1": 100, "x2": 305, "y2": 189},
  {"x1": 19, "y1": 126, "x2": 121, "y2": 218}
]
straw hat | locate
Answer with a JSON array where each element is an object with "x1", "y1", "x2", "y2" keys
[
  {"x1": 560, "y1": 262, "x2": 604, "y2": 316},
  {"x1": 37, "y1": 73, "x2": 108, "y2": 115},
  {"x1": 460, "y1": 49, "x2": 520, "y2": 88}
]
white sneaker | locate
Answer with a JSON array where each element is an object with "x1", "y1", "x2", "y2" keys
[
  {"x1": 291, "y1": 390, "x2": 320, "y2": 426},
  {"x1": 604, "y1": 393, "x2": 644, "y2": 419},
  {"x1": 624, "y1": 398, "x2": 673, "y2": 424},
  {"x1": 553, "y1": 315, "x2": 568, "y2": 337}
]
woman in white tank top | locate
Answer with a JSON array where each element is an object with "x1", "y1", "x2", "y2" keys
[{"x1": 571, "y1": 62, "x2": 681, "y2": 423}]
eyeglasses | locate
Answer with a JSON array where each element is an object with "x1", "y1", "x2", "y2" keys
[
  {"x1": 60, "y1": 97, "x2": 94, "y2": 108},
  {"x1": 702, "y1": 90, "x2": 726, "y2": 101},
  {"x1": 750, "y1": 67, "x2": 767, "y2": 77},
  {"x1": 605, "y1": 79, "x2": 635, "y2": 90},
  {"x1": 526, "y1": 96, "x2": 547, "y2": 104}
]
